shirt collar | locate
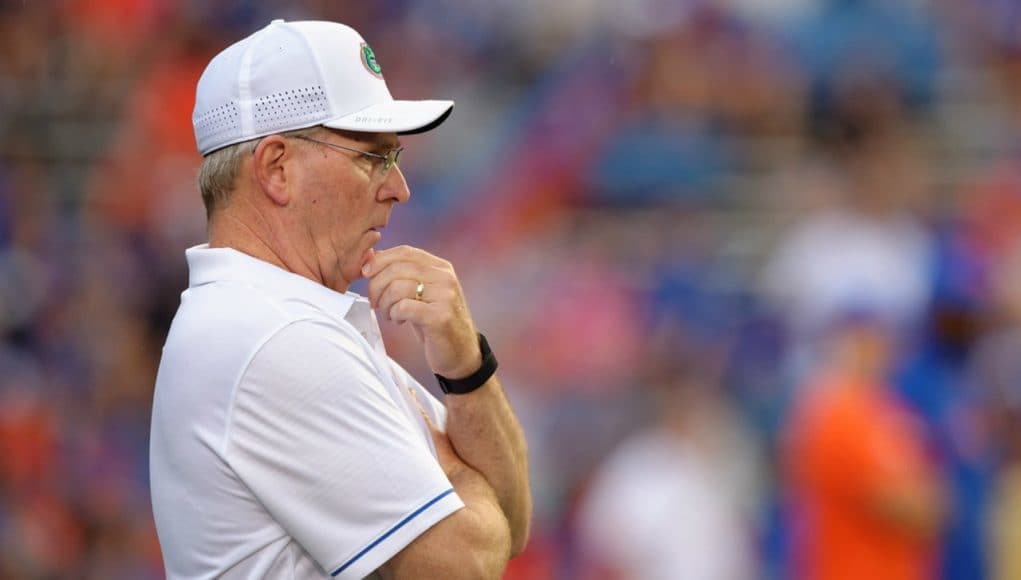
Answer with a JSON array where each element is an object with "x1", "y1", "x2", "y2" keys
[{"x1": 185, "y1": 244, "x2": 365, "y2": 318}]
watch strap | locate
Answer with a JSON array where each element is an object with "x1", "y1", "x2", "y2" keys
[{"x1": 435, "y1": 333, "x2": 498, "y2": 395}]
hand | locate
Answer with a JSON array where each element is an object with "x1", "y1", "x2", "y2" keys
[
  {"x1": 363, "y1": 245, "x2": 482, "y2": 379},
  {"x1": 412, "y1": 391, "x2": 466, "y2": 478}
]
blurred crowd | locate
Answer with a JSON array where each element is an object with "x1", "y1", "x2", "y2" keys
[{"x1": 2, "y1": 0, "x2": 1021, "y2": 578}]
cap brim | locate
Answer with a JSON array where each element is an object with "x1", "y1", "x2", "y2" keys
[{"x1": 323, "y1": 99, "x2": 454, "y2": 135}]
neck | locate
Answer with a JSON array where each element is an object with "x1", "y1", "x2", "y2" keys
[
  {"x1": 208, "y1": 201, "x2": 343, "y2": 292},
  {"x1": 208, "y1": 204, "x2": 286, "y2": 265}
]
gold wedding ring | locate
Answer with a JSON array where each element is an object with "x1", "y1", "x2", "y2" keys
[{"x1": 414, "y1": 281, "x2": 425, "y2": 301}]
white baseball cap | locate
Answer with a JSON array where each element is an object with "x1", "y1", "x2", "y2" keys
[{"x1": 192, "y1": 19, "x2": 454, "y2": 156}]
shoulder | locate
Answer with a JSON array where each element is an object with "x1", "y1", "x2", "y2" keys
[
  {"x1": 223, "y1": 318, "x2": 418, "y2": 468},
  {"x1": 157, "y1": 281, "x2": 368, "y2": 428},
  {"x1": 242, "y1": 317, "x2": 377, "y2": 392},
  {"x1": 170, "y1": 274, "x2": 362, "y2": 360}
]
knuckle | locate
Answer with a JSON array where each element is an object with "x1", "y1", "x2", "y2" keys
[
  {"x1": 431, "y1": 264, "x2": 454, "y2": 282},
  {"x1": 441, "y1": 286, "x2": 458, "y2": 303},
  {"x1": 389, "y1": 300, "x2": 405, "y2": 318},
  {"x1": 437, "y1": 259, "x2": 455, "y2": 275},
  {"x1": 388, "y1": 291, "x2": 407, "y2": 312},
  {"x1": 400, "y1": 262, "x2": 419, "y2": 277},
  {"x1": 368, "y1": 276, "x2": 387, "y2": 296},
  {"x1": 436, "y1": 308, "x2": 454, "y2": 325}
]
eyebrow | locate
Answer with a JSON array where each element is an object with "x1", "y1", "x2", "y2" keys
[{"x1": 371, "y1": 140, "x2": 402, "y2": 153}]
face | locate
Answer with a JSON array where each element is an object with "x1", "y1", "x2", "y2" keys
[
  {"x1": 289, "y1": 129, "x2": 410, "y2": 292},
  {"x1": 830, "y1": 321, "x2": 895, "y2": 379}
]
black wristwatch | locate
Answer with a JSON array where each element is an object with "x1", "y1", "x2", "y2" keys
[{"x1": 435, "y1": 333, "x2": 498, "y2": 395}]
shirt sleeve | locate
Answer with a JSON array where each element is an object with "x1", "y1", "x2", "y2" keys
[{"x1": 224, "y1": 319, "x2": 464, "y2": 579}]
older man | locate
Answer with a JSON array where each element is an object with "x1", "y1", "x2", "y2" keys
[{"x1": 149, "y1": 19, "x2": 530, "y2": 580}]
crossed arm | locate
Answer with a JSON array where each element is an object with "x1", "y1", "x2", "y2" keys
[{"x1": 365, "y1": 246, "x2": 532, "y2": 579}]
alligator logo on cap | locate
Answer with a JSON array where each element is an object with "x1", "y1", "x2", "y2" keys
[{"x1": 361, "y1": 43, "x2": 383, "y2": 78}]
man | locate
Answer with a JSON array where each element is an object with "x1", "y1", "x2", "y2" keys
[
  {"x1": 149, "y1": 19, "x2": 530, "y2": 579},
  {"x1": 783, "y1": 310, "x2": 943, "y2": 580}
]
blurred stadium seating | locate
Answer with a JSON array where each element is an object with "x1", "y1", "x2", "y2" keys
[{"x1": 2, "y1": 1, "x2": 1021, "y2": 578}]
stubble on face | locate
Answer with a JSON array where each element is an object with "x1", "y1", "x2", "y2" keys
[{"x1": 291, "y1": 130, "x2": 403, "y2": 293}]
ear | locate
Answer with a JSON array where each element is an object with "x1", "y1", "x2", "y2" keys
[{"x1": 252, "y1": 135, "x2": 293, "y2": 206}]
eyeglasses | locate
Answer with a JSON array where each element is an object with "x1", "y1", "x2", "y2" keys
[{"x1": 294, "y1": 135, "x2": 404, "y2": 174}]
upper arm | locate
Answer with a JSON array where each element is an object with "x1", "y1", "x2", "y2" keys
[{"x1": 225, "y1": 320, "x2": 464, "y2": 579}]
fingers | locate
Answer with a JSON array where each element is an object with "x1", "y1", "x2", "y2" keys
[
  {"x1": 364, "y1": 245, "x2": 455, "y2": 304},
  {"x1": 365, "y1": 245, "x2": 478, "y2": 377},
  {"x1": 409, "y1": 387, "x2": 461, "y2": 476},
  {"x1": 379, "y1": 281, "x2": 461, "y2": 323},
  {"x1": 367, "y1": 249, "x2": 461, "y2": 324},
  {"x1": 431, "y1": 427, "x2": 463, "y2": 479},
  {"x1": 366, "y1": 261, "x2": 452, "y2": 310},
  {"x1": 375, "y1": 279, "x2": 421, "y2": 321},
  {"x1": 363, "y1": 245, "x2": 435, "y2": 277},
  {"x1": 389, "y1": 291, "x2": 466, "y2": 330}
]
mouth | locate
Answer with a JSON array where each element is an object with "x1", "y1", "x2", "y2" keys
[{"x1": 365, "y1": 225, "x2": 385, "y2": 244}]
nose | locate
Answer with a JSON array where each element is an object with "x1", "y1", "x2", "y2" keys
[{"x1": 378, "y1": 165, "x2": 411, "y2": 204}]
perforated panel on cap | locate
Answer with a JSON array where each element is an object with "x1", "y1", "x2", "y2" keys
[
  {"x1": 193, "y1": 102, "x2": 242, "y2": 152},
  {"x1": 193, "y1": 19, "x2": 450, "y2": 156},
  {"x1": 252, "y1": 86, "x2": 329, "y2": 133}
]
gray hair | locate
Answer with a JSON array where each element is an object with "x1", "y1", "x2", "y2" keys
[{"x1": 197, "y1": 126, "x2": 323, "y2": 218}]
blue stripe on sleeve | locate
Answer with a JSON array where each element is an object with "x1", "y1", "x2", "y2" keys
[{"x1": 331, "y1": 488, "x2": 457, "y2": 577}]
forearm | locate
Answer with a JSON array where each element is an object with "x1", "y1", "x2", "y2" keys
[
  {"x1": 447, "y1": 463, "x2": 512, "y2": 571},
  {"x1": 362, "y1": 246, "x2": 531, "y2": 553},
  {"x1": 378, "y1": 417, "x2": 511, "y2": 579},
  {"x1": 380, "y1": 463, "x2": 510, "y2": 579},
  {"x1": 445, "y1": 374, "x2": 532, "y2": 555}
]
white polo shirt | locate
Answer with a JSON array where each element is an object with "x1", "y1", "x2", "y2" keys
[{"x1": 150, "y1": 245, "x2": 463, "y2": 580}]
